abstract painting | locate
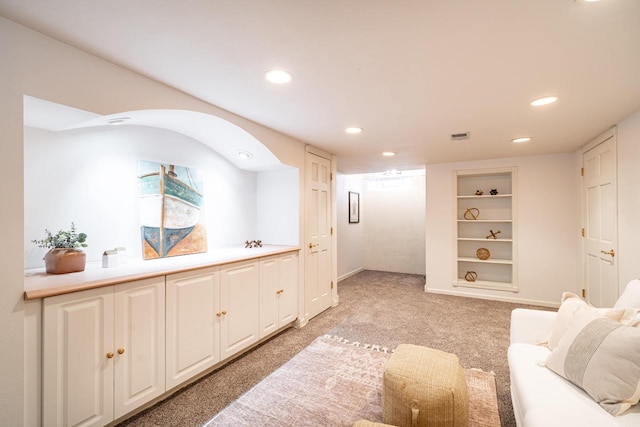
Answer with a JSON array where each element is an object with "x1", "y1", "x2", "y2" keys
[{"x1": 138, "y1": 160, "x2": 207, "y2": 259}]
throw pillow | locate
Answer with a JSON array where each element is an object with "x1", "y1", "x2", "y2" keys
[
  {"x1": 547, "y1": 292, "x2": 635, "y2": 350},
  {"x1": 614, "y1": 279, "x2": 640, "y2": 309},
  {"x1": 546, "y1": 309, "x2": 640, "y2": 416}
]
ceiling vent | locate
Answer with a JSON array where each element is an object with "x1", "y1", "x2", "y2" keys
[{"x1": 451, "y1": 131, "x2": 470, "y2": 141}]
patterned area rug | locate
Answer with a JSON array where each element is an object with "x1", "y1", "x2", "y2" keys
[{"x1": 205, "y1": 336, "x2": 500, "y2": 426}]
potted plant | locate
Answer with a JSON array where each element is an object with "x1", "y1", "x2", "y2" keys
[{"x1": 32, "y1": 222, "x2": 88, "y2": 274}]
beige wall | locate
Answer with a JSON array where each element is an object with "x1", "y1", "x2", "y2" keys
[
  {"x1": 616, "y1": 111, "x2": 640, "y2": 289},
  {"x1": 425, "y1": 153, "x2": 582, "y2": 306},
  {"x1": 1, "y1": 17, "x2": 310, "y2": 424}
]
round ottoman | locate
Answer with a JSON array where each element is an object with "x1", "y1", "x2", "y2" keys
[{"x1": 382, "y1": 344, "x2": 469, "y2": 427}]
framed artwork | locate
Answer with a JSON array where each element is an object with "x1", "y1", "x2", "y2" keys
[
  {"x1": 138, "y1": 160, "x2": 207, "y2": 259},
  {"x1": 348, "y1": 191, "x2": 360, "y2": 223}
]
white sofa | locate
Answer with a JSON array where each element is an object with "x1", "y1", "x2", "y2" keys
[{"x1": 508, "y1": 280, "x2": 640, "y2": 427}]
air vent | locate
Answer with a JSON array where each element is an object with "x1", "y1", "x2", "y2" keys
[{"x1": 451, "y1": 132, "x2": 470, "y2": 141}]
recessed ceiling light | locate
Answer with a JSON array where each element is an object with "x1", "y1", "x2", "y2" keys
[
  {"x1": 345, "y1": 127, "x2": 363, "y2": 134},
  {"x1": 382, "y1": 151, "x2": 395, "y2": 157},
  {"x1": 265, "y1": 69, "x2": 293, "y2": 84},
  {"x1": 106, "y1": 117, "x2": 130, "y2": 125},
  {"x1": 530, "y1": 96, "x2": 558, "y2": 107},
  {"x1": 236, "y1": 150, "x2": 253, "y2": 159},
  {"x1": 511, "y1": 137, "x2": 531, "y2": 143}
]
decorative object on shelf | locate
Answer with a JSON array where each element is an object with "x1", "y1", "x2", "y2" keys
[
  {"x1": 464, "y1": 271, "x2": 478, "y2": 282},
  {"x1": 245, "y1": 240, "x2": 263, "y2": 248},
  {"x1": 489, "y1": 188, "x2": 498, "y2": 195},
  {"x1": 138, "y1": 160, "x2": 207, "y2": 260},
  {"x1": 348, "y1": 191, "x2": 360, "y2": 223},
  {"x1": 476, "y1": 247, "x2": 491, "y2": 260},
  {"x1": 101, "y1": 247, "x2": 126, "y2": 268},
  {"x1": 102, "y1": 249, "x2": 118, "y2": 268},
  {"x1": 486, "y1": 229, "x2": 501, "y2": 239},
  {"x1": 32, "y1": 222, "x2": 88, "y2": 274},
  {"x1": 463, "y1": 208, "x2": 480, "y2": 220},
  {"x1": 475, "y1": 190, "x2": 484, "y2": 195}
]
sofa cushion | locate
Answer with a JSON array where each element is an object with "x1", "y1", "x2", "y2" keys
[
  {"x1": 546, "y1": 309, "x2": 640, "y2": 416},
  {"x1": 509, "y1": 342, "x2": 640, "y2": 427}
]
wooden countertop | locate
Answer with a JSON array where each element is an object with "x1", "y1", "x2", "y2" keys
[{"x1": 24, "y1": 245, "x2": 300, "y2": 300}]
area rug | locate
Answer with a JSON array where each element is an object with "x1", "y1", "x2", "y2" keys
[{"x1": 205, "y1": 335, "x2": 500, "y2": 427}]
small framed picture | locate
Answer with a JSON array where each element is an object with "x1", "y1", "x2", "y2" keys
[{"x1": 348, "y1": 191, "x2": 360, "y2": 223}]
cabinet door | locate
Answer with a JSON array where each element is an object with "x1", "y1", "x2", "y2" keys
[
  {"x1": 259, "y1": 256, "x2": 280, "y2": 338},
  {"x1": 43, "y1": 287, "x2": 114, "y2": 427},
  {"x1": 113, "y1": 278, "x2": 166, "y2": 419},
  {"x1": 278, "y1": 253, "x2": 299, "y2": 326},
  {"x1": 166, "y1": 267, "x2": 220, "y2": 390},
  {"x1": 220, "y1": 260, "x2": 260, "y2": 359}
]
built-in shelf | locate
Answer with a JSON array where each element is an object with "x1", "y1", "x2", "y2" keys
[{"x1": 454, "y1": 167, "x2": 518, "y2": 292}]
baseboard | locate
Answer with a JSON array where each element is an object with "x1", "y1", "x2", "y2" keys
[
  {"x1": 425, "y1": 288, "x2": 559, "y2": 308},
  {"x1": 338, "y1": 267, "x2": 364, "y2": 282}
]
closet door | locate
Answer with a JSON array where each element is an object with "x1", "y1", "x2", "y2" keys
[{"x1": 583, "y1": 135, "x2": 618, "y2": 307}]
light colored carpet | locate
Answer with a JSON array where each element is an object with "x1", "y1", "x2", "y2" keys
[{"x1": 205, "y1": 335, "x2": 500, "y2": 427}]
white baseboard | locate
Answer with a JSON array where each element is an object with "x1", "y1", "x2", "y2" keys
[
  {"x1": 338, "y1": 267, "x2": 365, "y2": 282},
  {"x1": 425, "y1": 287, "x2": 559, "y2": 308}
]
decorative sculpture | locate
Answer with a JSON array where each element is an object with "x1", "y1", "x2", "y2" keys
[
  {"x1": 476, "y1": 247, "x2": 490, "y2": 260},
  {"x1": 464, "y1": 271, "x2": 478, "y2": 282},
  {"x1": 490, "y1": 188, "x2": 498, "y2": 195},
  {"x1": 463, "y1": 208, "x2": 480, "y2": 220},
  {"x1": 475, "y1": 190, "x2": 484, "y2": 195},
  {"x1": 486, "y1": 229, "x2": 501, "y2": 239},
  {"x1": 245, "y1": 240, "x2": 263, "y2": 248}
]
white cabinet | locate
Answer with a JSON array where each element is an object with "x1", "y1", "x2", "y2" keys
[
  {"x1": 220, "y1": 259, "x2": 260, "y2": 359},
  {"x1": 166, "y1": 260, "x2": 262, "y2": 389},
  {"x1": 259, "y1": 252, "x2": 298, "y2": 338},
  {"x1": 40, "y1": 250, "x2": 299, "y2": 426},
  {"x1": 165, "y1": 267, "x2": 220, "y2": 390},
  {"x1": 454, "y1": 167, "x2": 518, "y2": 291},
  {"x1": 42, "y1": 278, "x2": 165, "y2": 427}
]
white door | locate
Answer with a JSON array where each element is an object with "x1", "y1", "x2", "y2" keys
[
  {"x1": 583, "y1": 136, "x2": 618, "y2": 307},
  {"x1": 166, "y1": 268, "x2": 220, "y2": 389},
  {"x1": 114, "y1": 278, "x2": 165, "y2": 418},
  {"x1": 43, "y1": 287, "x2": 114, "y2": 427},
  {"x1": 305, "y1": 152, "x2": 333, "y2": 319}
]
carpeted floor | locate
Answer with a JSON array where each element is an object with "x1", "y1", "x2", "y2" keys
[{"x1": 119, "y1": 270, "x2": 550, "y2": 427}]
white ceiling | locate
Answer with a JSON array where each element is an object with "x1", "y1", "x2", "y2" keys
[{"x1": 2, "y1": 0, "x2": 640, "y2": 173}]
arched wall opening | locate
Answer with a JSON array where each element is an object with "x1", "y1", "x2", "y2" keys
[{"x1": 23, "y1": 96, "x2": 299, "y2": 268}]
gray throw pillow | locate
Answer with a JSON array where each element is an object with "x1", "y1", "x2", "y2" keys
[{"x1": 546, "y1": 309, "x2": 640, "y2": 416}]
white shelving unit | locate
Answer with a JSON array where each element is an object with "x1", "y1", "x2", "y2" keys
[{"x1": 454, "y1": 167, "x2": 518, "y2": 292}]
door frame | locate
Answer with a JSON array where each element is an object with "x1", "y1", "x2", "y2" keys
[{"x1": 580, "y1": 126, "x2": 618, "y2": 304}]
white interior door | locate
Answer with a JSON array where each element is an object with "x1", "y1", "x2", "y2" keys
[
  {"x1": 305, "y1": 152, "x2": 332, "y2": 319},
  {"x1": 583, "y1": 136, "x2": 618, "y2": 307}
]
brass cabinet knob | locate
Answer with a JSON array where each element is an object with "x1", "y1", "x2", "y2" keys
[
  {"x1": 117, "y1": 348, "x2": 125, "y2": 355},
  {"x1": 221, "y1": 310, "x2": 227, "y2": 316},
  {"x1": 216, "y1": 312, "x2": 222, "y2": 317},
  {"x1": 276, "y1": 289, "x2": 284, "y2": 295},
  {"x1": 106, "y1": 352, "x2": 114, "y2": 359}
]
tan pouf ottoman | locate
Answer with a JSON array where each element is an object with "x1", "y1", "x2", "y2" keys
[{"x1": 383, "y1": 344, "x2": 469, "y2": 427}]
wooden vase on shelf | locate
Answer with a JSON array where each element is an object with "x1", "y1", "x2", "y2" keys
[{"x1": 44, "y1": 248, "x2": 86, "y2": 274}]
